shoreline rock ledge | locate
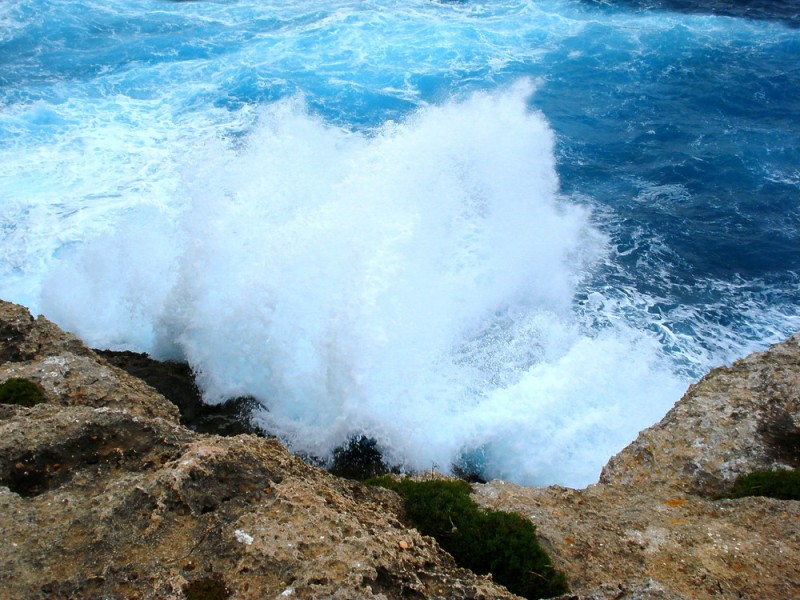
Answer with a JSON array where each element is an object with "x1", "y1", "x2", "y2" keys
[
  {"x1": 474, "y1": 332, "x2": 799, "y2": 599},
  {"x1": 0, "y1": 300, "x2": 516, "y2": 600},
  {"x1": 1, "y1": 299, "x2": 798, "y2": 599}
]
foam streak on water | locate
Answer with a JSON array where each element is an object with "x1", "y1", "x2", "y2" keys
[{"x1": 1, "y1": 0, "x2": 798, "y2": 485}]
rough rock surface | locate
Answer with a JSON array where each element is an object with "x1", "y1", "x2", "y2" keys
[
  {"x1": 474, "y1": 335, "x2": 800, "y2": 599},
  {"x1": 3, "y1": 298, "x2": 799, "y2": 600},
  {"x1": 0, "y1": 301, "x2": 180, "y2": 422},
  {"x1": 95, "y1": 349, "x2": 263, "y2": 437},
  {"x1": 600, "y1": 333, "x2": 800, "y2": 496},
  {"x1": 0, "y1": 300, "x2": 517, "y2": 599}
]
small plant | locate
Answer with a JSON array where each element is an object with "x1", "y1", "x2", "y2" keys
[
  {"x1": 367, "y1": 476, "x2": 568, "y2": 599},
  {"x1": 728, "y1": 469, "x2": 800, "y2": 500},
  {"x1": 329, "y1": 435, "x2": 389, "y2": 480},
  {"x1": 0, "y1": 377, "x2": 46, "y2": 407}
]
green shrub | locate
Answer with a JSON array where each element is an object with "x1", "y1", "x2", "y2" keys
[
  {"x1": 0, "y1": 378, "x2": 46, "y2": 407},
  {"x1": 367, "y1": 476, "x2": 568, "y2": 599},
  {"x1": 329, "y1": 435, "x2": 389, "y2": 480},
  {"x1": 729, "y1": 469, "x2": 800, "y2": 500}
]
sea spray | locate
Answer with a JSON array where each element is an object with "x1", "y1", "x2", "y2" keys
[
  {"x1": 3, "y1": 0, "x2": 798, "y2": 487},
  {"x1": 40, "y1": 84, "x2": 686, "y2": 486}
]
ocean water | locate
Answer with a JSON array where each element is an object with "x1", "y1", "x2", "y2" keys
[{"x1": 1, "y1": 0, "x2": 798, "y2": 486}]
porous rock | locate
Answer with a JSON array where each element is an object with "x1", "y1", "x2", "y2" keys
[
  {"x1": 0, "y1": 300, "x2": 180, "y2": 422},
  {"x1": 600, "y1": 333, "x2": 800, "y2": 495},
  {"x1": 4, "y1": 298, "x2": 799, "y2": 599},
  {"x1": 0, "y1": 300, "x2": 517, "y2": 599},
  {"x1": 473, "y1": 334, "x2": 800, "y2": 599}
]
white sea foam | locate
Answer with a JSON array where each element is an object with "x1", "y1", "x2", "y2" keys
[{"x1": 36, "y1": 83, "x2": 688, "y2": 486}]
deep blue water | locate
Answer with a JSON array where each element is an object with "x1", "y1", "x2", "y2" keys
[{"x1": 1, "y1": 0, "x2": 798, "y2": 485}]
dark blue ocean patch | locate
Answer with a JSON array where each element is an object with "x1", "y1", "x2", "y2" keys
[{"x1": 589, "y1": 0, "x2": 800, "y2": 27}]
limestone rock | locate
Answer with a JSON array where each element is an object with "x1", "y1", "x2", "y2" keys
[
  {"x1": 0, "y1": 299, "x2": 91, "y2": 363},
  {"x1": 552, "y1": 579, "x2": 689, "y2": 600},
  {"x1": 474, "y1": 480, "x2": 799, "y2": 599},
  {"x1": 0, "y1": 300, "x2": 180, "y2": 422},
  {"x1": 0, "y1": 300, "x2": 518, "y2": 599},
  {"x1": 600, "y1": 333, "x2": 800, "y2": 496},
  {"x1": 0, "y1": 403, "x2": 516, "y2": 599},
  {"x1": 473, "y1": 334, "x2": 800, "y2": 599},
  {"x1": 4, "y1": 298, "x2": 799, "y2": 599}
]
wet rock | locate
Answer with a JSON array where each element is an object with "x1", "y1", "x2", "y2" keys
[
  {"x1": 95, "y1": 349, "x2": 263, "y2": 437},
  {"x1": 328, "y1": 435, "x2": 392, "y2": 480}
]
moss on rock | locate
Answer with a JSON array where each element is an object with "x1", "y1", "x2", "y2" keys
[
  {"x1": 0, "y1": 377, "x2": 45, "y2": 407},
  {"x1": 729, "y1": 469, "x2": 800, "y2": 500}
]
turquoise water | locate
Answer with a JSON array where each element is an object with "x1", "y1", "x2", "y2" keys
[{"x1": 1, "y1": 0, "x2": 798, "y2": 485}]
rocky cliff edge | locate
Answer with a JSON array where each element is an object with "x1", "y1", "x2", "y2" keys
[
  {"x1": 0, "y1": 300, "x2": 516, "y2": 600},
  {"x1": 1, "y1": 299, "x2": 798, "y2": 599},
  {"x1": 474, "y1": 333, "x2": 799, "y2": 599}
]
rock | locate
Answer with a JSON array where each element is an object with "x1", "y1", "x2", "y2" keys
[
  {"x1": 473, "y1": 334, "x2": 800, "y2": 599},
  {"x1": 95, "y1": 349, "x2": 264, "y2": 436},
  {"x1": 552, "y1": 579, "x2": 689, "y2": 600},
  {"x1": 0, "y1": 300, "x2": 518, "y2": 599},
  {"x1": 3, "y1": 298, "x2": 799, "y2": 599},
  {"x1": 0, "y1": 300, "x2": 180, "y2": 422},
  {"x1": 0, "y1": 299, "x2": 91, "y2": 363},
  {"x1": 600, "y1": 333, "x2": 800, "y2": 496},
  {"x1": 474, "y1": 479, "x2": 800, "y2": 599},
  {"x1": 0, "y1": 403, "x2": 516, "y2": 599}
]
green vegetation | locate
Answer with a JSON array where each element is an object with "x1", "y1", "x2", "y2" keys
[
  {"x1": 367, "y1": 476, "x2": 568, "y2": 599},
  {"x1": 728, "y1": 469, "x2": 800, "y2": 501},
  {"x1": 329, "y1": 435, "x2": 389, "y2": 480},
  {"x1": 0, "y1": 378, "x2": 46, "y2": 407}
]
